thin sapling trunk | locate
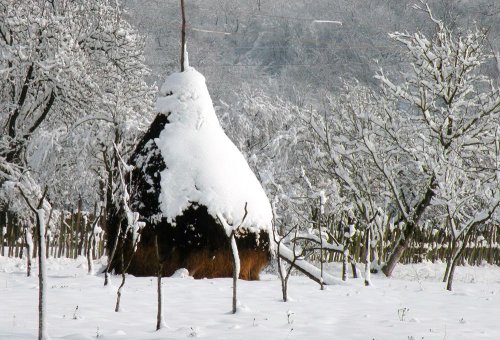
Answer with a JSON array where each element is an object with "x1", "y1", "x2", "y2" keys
[
  {"x1": 115, "y1": 240, "x2": 126, "y2": 312},
  {"x1": 277, "y1": 254, "x2": 288, "y2": 302},
  {"x1": 19, "y1": 186, "x2": 49, "y2": 340},
  {"x1": 24, "y1": 225, "x2": 33, "y2": 277},
  {"x1": 447, "y1": 232, "x2": 473, "y2": 291},
  {"x1": 104, "y1": 216, "x2": 123, "y2": 286},
  {"x1": 275, "y1": 225, "x2": 303, "y2": 301},
  {"x1": 87, "y1": 213, "x2": 101, "y2": 275},
  {"x1": 342, "y1": 240, "x2": 349, "y2": 282},
  {"x1": 318, "y1": 194, "x2": 325, "y2": 290},
  {"x1": 443, "y1": 238, "x2": 456, "y2": 282},
  {"x1": 271, "y1": 209, "x2": 297, "y2": 302},
  {"x1": 114, "y1": 229, "x2": 142, "y2": 312},
  {"x1": 230, "y1": 231, "x2": 240, "y2": 314},
  {"x1": 217, "y1": 203, "x2": 247, "y2": 314},
  {"x1": 364, "y1": 228, "x2": 372, "y2": 286},
  {"x1": 36, "y1": 208, "x2": 48, "y2": 340},
  {"x1": 155, "y1": 233, "x2": 165, "y2": 330}
]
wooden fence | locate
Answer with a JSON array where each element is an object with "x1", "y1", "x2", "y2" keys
[
  {"x1": 1, "y1": 209, "x2": 499, "y2": 267},
  {"x1": 0, "y1": 210, "x2": 106, "y2": 261},
  {"x1": 325, "y1": 224, "x2": 500, "y2": 266}
]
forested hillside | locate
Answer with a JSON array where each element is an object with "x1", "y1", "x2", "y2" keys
[{"x1": 122, "y1": 0, "x2": 499, "y2": 101}]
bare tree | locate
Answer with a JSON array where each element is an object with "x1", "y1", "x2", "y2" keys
[
  {"x1": 375, "y1": 1, "x2": 500, "y2": 276},
  {"x1": 272, "y1": 220, "x2": 302, "y2": 302},
  {"x1": 114, "y1": 145, "x2": 145, "y2": 312},
  {"x1": 444, "y1": 200, "x2": 500, "y2": 291},
  {"x1": 217, "y1": 203, "x2": 248, "y2": 314}
]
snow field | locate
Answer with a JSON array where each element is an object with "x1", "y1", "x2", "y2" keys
[{"x1": 1, "y1": 256, "x2": 499, "y2": 339}]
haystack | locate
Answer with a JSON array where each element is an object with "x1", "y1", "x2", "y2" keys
[{"x1": 107, "y1": 66, "x2": 273, "y2": 280}]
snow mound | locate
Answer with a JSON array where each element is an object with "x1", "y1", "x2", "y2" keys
[
  {"x1": 171, "y1": 268, "x2": 192, "y2": 279},
  {"x1": 154, "y1": 67, "x2": 272, "y2": 235}
]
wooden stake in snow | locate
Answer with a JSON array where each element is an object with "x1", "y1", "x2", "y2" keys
[{"x1": 180, "y1": 0, "x2": 187, "y2": 71}]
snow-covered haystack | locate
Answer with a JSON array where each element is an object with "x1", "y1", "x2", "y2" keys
[{"x1": 107, "y1": 67, "x2": 273, "y2": 280}]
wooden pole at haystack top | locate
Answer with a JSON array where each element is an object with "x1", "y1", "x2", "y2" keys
[{"x1": 180, "y1": 0, "x2": 186, "y2": 71}]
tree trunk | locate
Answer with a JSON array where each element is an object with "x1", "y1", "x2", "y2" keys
[
  {"x1": 19, "y1": 231, "x2": 25, "y2": 259},
  {"x1": 104, "y1": 217, "x2": 122, "y2": 286},
  {"x1": 342, "y1": 245, "x2": 349, "y2": 281},
  {"x1": 0, "y1": 211, "x2": 5, "y2": 257},
  {"x1": 383, "y1": 177, "x2": 436, "y2": 276},
  {"x1": 86, "y1": 233, "x2": 94, "y2": 275},
  {"x1": 488, "y1": 225, "x2": 495, "y2": 264},
  {"x1": 25, "y1": 227, "x2": 33, "y2": 277},
  {"x1": 364, "y1": 228, "x2": 372, "y2": 286},
  {"x1": 446, "y1": 253, "x2": 459, "y2": 291},
  {"x1": 8, "y1": 212, "x2": 14, "y2": 257},
  {"x1": 57, "y1": 213, "x2": 64, "y2": 258},
  {"x1": 114, "y1": 227, "x2": 142, "y2": 312},
  {"x1": 318, "y1": 204, "x2": 324, "y2": 290},
  {"x1": 36, "y1": 209, "x2": 48, "y2": 340},
  {"x1": 0, "y1": 226, "x2": 3, "y2": 257},
  {"x1": 382, "y1": 222, "x2": 415, "y2": 277},
  {"x1": 351, "y1": 262, "x2": 358, "y2": 279},
  {"x1": 277, "y1": 253, "x2": 288, "y2": 302},
  {"x1": 446, "y1": 234, "x2": 471, "y2": 291},
  {"x1": 75, "y1": 198, "x2": 83, "y2": 256},
  {"x1": 229, "y1": 232, "x2": 240, "y2": 314},
  {"x1": 70, "y1": 211, "x2": 76, "y2": 258},
  {"x1": 20, "y1": 188, "x2": 49, "y2": 340},
  {"x1": 87, "y1": 215, "x2": 99, "y2": 275},
  {"x1": 443, "y1": 238, "x2": 456, "y2": 282},
  {"x1": 155, "y1": 234, "x2": 164, "y2": 330},
  {"x1": 115, "y1": 243, "x2": 126, "y2": 312}
]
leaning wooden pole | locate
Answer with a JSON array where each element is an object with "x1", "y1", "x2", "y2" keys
[{"x1": 278, "y1": 244, "x2": 345, "y2": 286}]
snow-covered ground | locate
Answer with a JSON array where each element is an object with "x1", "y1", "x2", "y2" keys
[{"x1": 1, "y1": 256, "x2": 499, "y2": 339}]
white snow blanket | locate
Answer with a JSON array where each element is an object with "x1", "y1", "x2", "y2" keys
[
  {"x1": 154, "y1": 67, "x2": 272, "y2": 236},
  {"x1": 2, "y1": 256, "x2": 500, "y2": 339}
]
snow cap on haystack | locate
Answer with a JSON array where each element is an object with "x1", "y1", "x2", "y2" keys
[{"x1": 154, "y1": 66, "x2": 272, "y2": 236}]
